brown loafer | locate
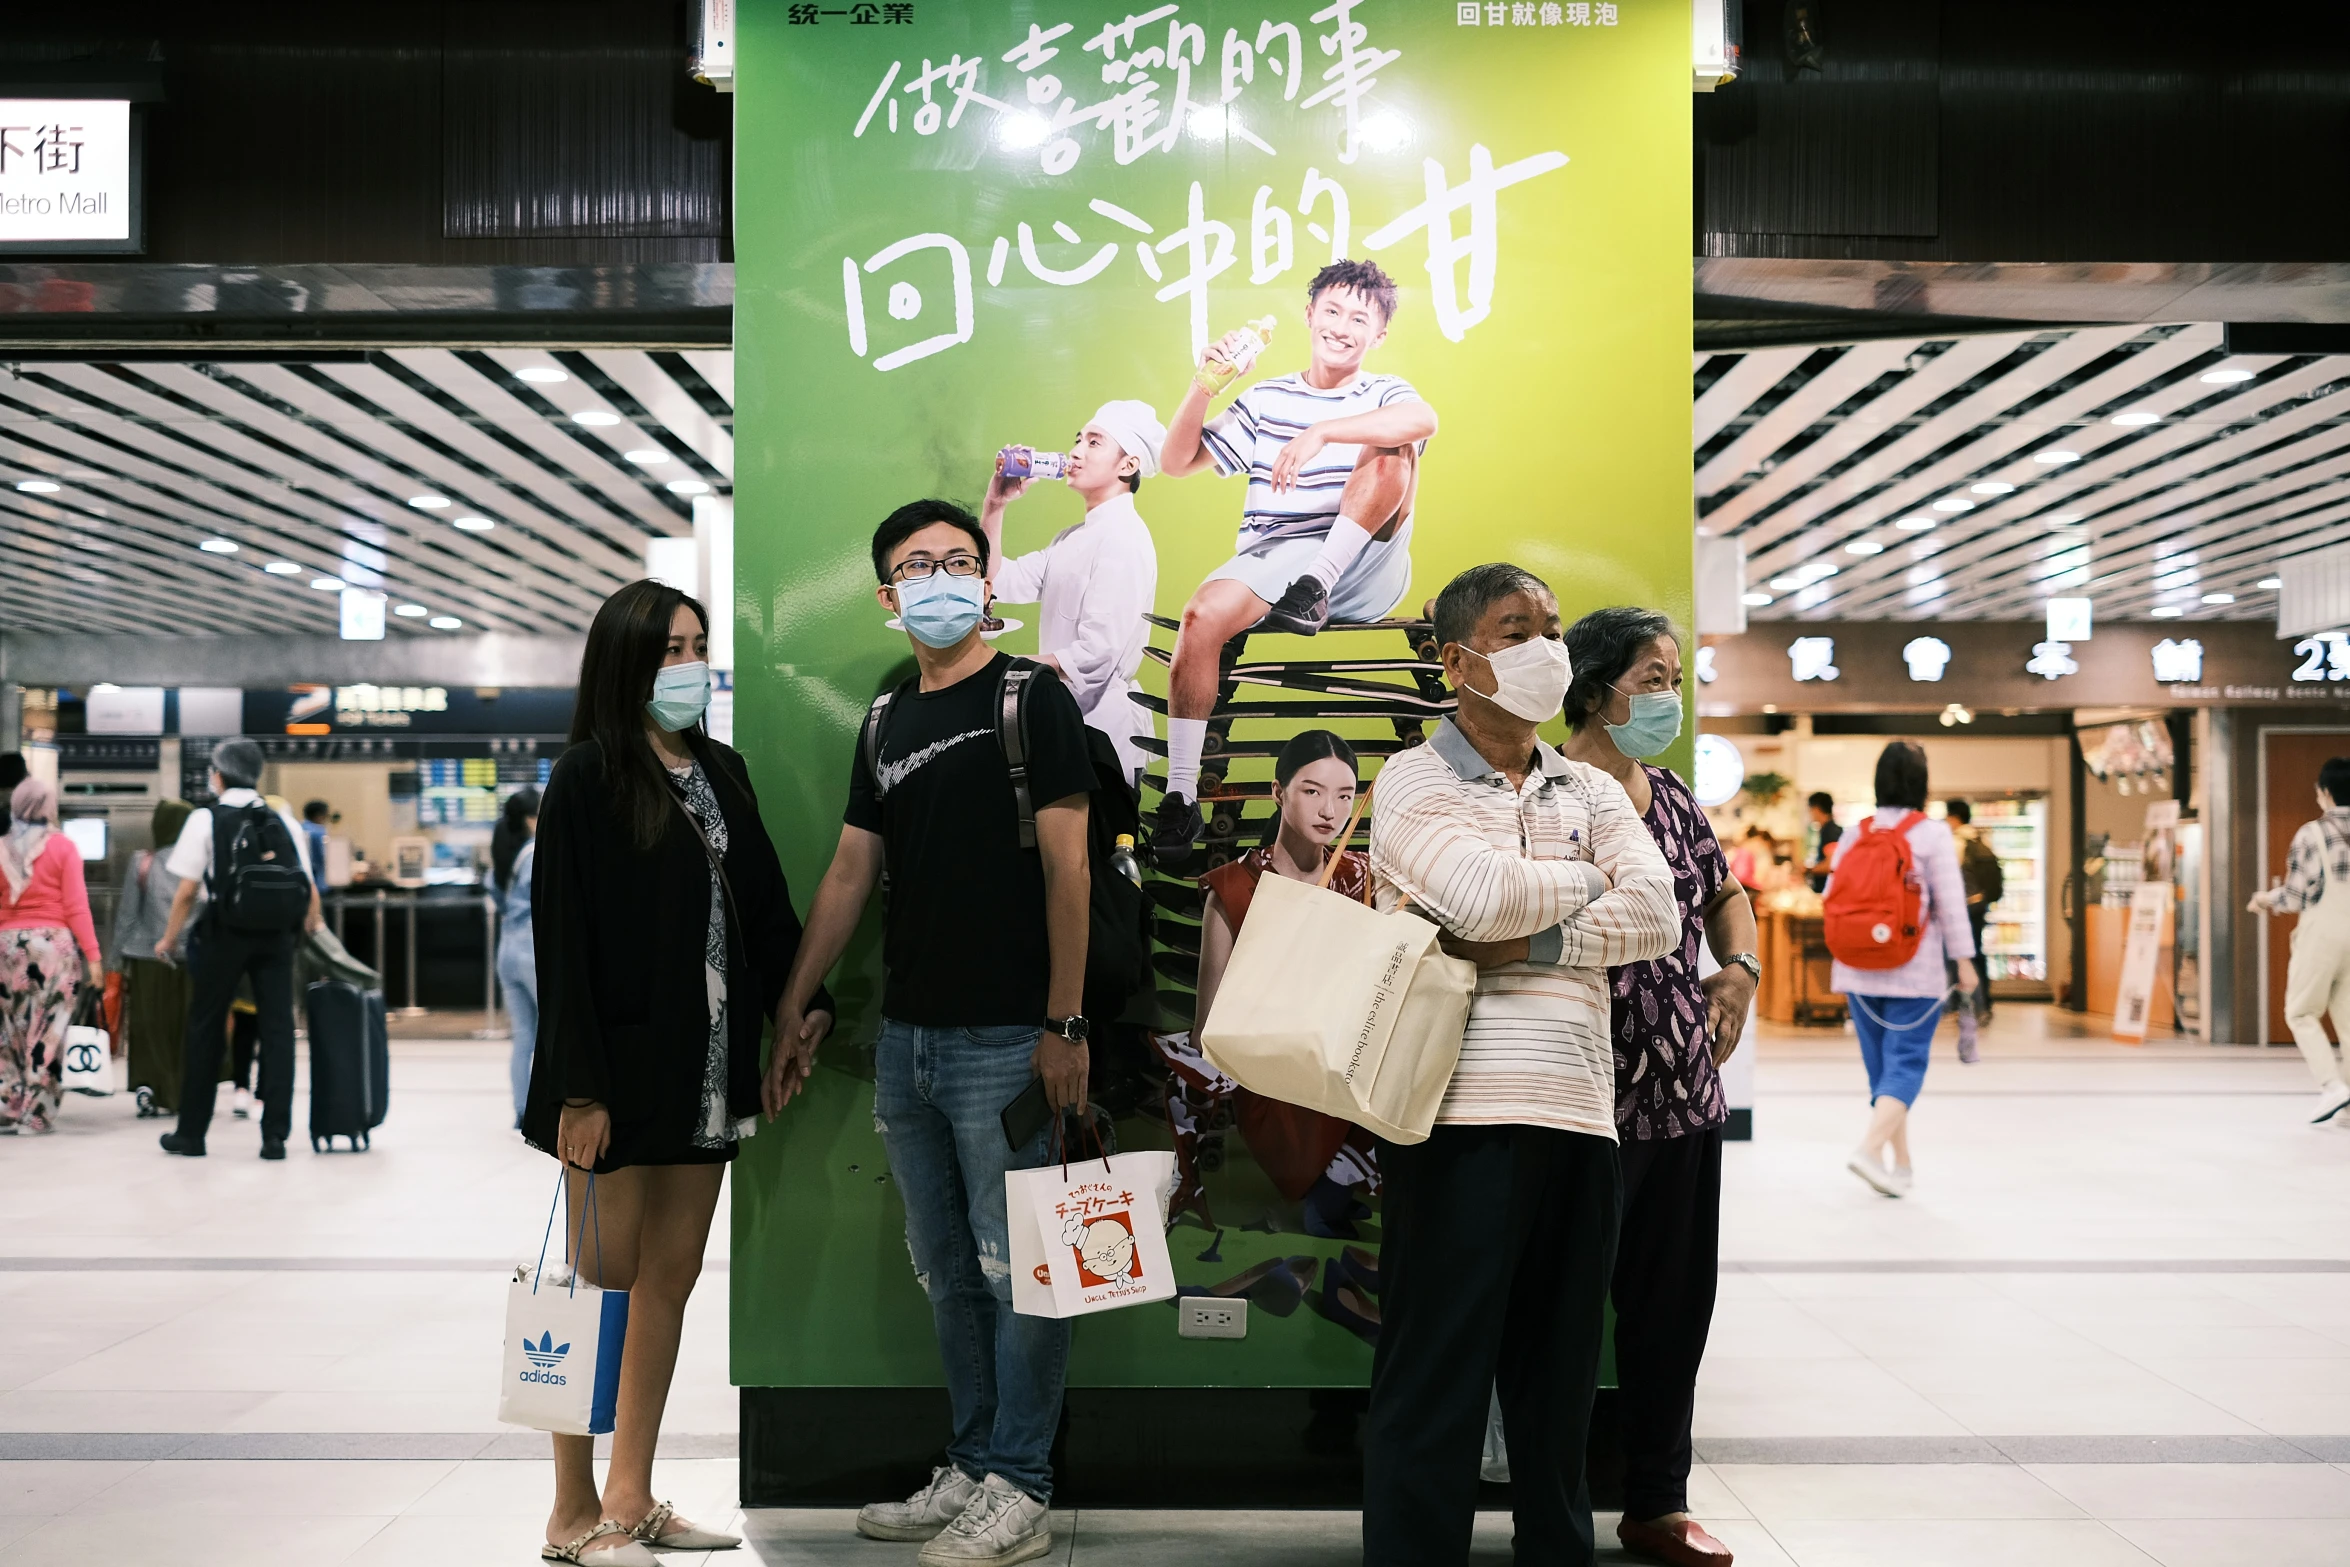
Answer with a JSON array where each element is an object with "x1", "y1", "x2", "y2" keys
[{"x1": 1617, "y1": 1516, "x2": 1733, "y2": 1567}]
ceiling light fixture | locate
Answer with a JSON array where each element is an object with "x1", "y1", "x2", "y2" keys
[
  {"x1": 624, "y1": 449, "x2": 670, "y2": 465},
  {"x1": 2257, "y1": 577, "x2": 2282, "y2": 589},
  {"x1": 2201, "y1": 592, "x2": 2235, "y2": 604},
  {"x1": 264, "y1": 561, "x2": 303, "y2": 575},
  {"x1": 311, "y1": 576, "x2": 346, "y2": 591},
  {"x1": 666, "y1": 479, "x2": 711, "y2": 496},
  {"x1": 1931, "y1": 497, "x2": 1975, "y2": 512},
  {"x1": 1969, "y1": 481, "x2": 2016, "y2": 495},
  {"x1": 2045, "y1": 514, "x2": 2084, "y2": 526},
  {"x1": 2200, "y1": 368, "x2": 2255, "y2": 385},
  {"x1": 1894, "y1": 516, "x2": 1936, "y2": 531},
  {"x1": 407, "y1": 494, "x2": 451, "y2": 510},
  {"x1": 1768, "y1": 575, "x2": 1803, "y2": 592},
  {"x1": 513, "y1": 366, "x2": 569, "y2": 384},
  {"x1": 2034, "y1": 450, "x2": 2081, "y2": 464},
  {"x1": 428, "y1": 615, "x2": 463, "y2": 630},
  {"x1": 2111, "y1": 410, "x2": 2161, "y2": 426},
  {"x1": 14, "y1": 479, "x2": 61, "y2": 493},
  {"x1": 2150, "y1": 605, "x2": 2183, "y2": 618},
  {"x1": 451, "y1": 515, "x2": 496, "y2": 532},
  {"x1": 571, "y1": 410, "x2": 622, "y2": 427},
  {"x1": 1845, "y1": 540, "x2": 1884, "y2": 556},
  {"x1": 394, "y1": 604, "x2": 428, "y2": 618},
  {"x1": 198, "y1": 539, "x2": 239, "y2": 553},
  {"x1": 1740, "y1": 591, "x2": 1773, "y2": 606}
]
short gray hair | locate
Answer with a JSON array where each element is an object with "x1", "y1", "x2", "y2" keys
[
  {"x1": 210, "y1": 737, "x2": 264, "y2": 789},
  {"x1": 1432, "y1": 562, "x2": 1551, "y2": 652}
]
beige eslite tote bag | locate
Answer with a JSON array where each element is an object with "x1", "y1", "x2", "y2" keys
[{"x1": 1199, "y1": 835, "x2": 1477, "y2": 1144}]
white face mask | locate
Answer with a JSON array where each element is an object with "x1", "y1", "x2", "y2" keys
[{"x1": 1462, "y1": 637, "x2": 1572, "y2": 724}]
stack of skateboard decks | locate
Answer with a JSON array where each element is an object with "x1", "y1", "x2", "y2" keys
[{"x1": 1130, "y1": 612, "x2": 1455, "y2": 1033}]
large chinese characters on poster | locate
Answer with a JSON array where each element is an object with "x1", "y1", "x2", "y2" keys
[{"x1": 731, "y1": 0, "x2": 1689, "y2": 1390}]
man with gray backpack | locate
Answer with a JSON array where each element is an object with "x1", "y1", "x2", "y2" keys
[{"x1": 154, "y1": 738, "x2": 320, "y2": 1160}]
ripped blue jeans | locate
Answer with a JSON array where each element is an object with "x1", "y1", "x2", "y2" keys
[{"x1": 873, "y1": 1018, "x2": 1071, "y2": 1502}]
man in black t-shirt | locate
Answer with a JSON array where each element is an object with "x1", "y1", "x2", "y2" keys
[
  {"x1": 771, "y1": 498, "x2": 1094, "y2": 1567},
  {"x1": 1805, "y1": 791, "x2": 1841, "y2": 894}
]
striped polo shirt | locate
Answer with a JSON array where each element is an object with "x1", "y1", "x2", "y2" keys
[
  {"x1": 1199, "y1": 371, "x2": 1428, "y2": 546},
  {"x1": 1369, "y1": 721, "x2": 1680, "y2": 1140}
]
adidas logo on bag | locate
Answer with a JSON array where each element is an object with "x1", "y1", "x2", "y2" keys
[{"x1": 519, "y1": 1331, "x2": 571, "y2": 1384}]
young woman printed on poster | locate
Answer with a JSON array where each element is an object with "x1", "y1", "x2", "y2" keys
[
  {"x1": 525, "y1": 580, "x2": 832, "y2": 1564},
  {"x1": 1194, "y1": 730, "x2": 1384, "y2": 1255}
]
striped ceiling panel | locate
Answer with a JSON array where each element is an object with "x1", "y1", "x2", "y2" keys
[
  {"x1": 1695, "y1": 324, "x2": 2348, "y2": 623},
  {"x1": 0, "y1": 350, "x2": 732, "y2": 636}
]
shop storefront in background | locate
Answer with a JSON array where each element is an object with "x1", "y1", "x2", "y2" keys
[{"x1": 1696, "y1": 621, "x2": 2350, "y2": 1043}]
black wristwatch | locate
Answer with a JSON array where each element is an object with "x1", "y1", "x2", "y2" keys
[{"x1": 1043, "y1": 1015, "x2": 1090, "y2": 1043}]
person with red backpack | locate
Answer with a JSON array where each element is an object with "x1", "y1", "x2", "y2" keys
[{"x1": 1822, "y1": 742, "x2": 1977, "y2": 1197}]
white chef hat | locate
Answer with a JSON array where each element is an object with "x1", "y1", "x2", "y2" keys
[{"x1": 1087, "y1": 399, "x2": 1167, "y2": 479}]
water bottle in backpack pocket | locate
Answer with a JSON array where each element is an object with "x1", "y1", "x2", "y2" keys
[{"x1": 1822, "y1": 811, "x2": 1927, "y2": 969}]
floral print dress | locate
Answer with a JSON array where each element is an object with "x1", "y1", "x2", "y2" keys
[
  {"x1": 668, "y1": 761, "x2": 734, "y2": 1149},
  {"x1": 1610, "y1": 765, "x2": 1731, "y2": 1141}
]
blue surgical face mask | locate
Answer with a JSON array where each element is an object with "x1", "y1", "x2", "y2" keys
[
  {"x1": 1605, "y1": 685, "x2": 1683, "y2": 758},
  {"x1": 646, "y1": 660, "x2": 711, "y2": 732},
  {"x1": 894, "y1": 572, "x2": 987, "y2": 649}
]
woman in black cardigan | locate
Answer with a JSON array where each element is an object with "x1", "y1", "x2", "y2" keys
[{"x1": 525, "y1": 579, "x2": 832, "y2": 1565}]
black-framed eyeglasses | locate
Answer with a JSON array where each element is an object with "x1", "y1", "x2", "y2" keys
[{"x1": 889, "y1": 552, "x2": 983, "y2": 583}]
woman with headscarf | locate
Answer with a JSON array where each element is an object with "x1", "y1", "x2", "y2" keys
[
  {"x1": 0, "y1": 777, "x2": 103, "y2": 1132},
  {"x1": 112, "y1": 798, "x2": 198, "y2": 1115}
]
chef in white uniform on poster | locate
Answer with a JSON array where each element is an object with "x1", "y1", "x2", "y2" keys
[{"x1": 980, "y1": 399, "x2": 1165, "y2": 785}]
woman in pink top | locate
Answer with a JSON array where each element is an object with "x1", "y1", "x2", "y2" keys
[
  {"x1": 1824, "y1": 743, "x2": 1977, "y2": 1197},
  {"x1": 0, "y1": 778, "x2": 103, "y2": 1133}
]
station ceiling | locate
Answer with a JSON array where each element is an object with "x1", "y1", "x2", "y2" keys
[
  {"x1": 0, "y1": 348, "x2": 731, "y2": 636},
  {"x1": 1, "y1": 320, "x2": 2336, "y2": 637},
  {"x1": 1700, "y1": 321, "x2": 2340, "y2": 625}
]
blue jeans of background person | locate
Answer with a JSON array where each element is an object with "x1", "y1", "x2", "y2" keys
[
  {"x1": 497, "y1": 939, "x2": 537, "y2": 1126},
  {"x1": 1850, "y1": 994, "x2": 1940, "y2": 1106},
  {"x1": 874, "y1": 1018, "x2": 1071, "y2": 1503}
]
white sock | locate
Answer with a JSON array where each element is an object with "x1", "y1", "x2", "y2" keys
[
  {"x1": 1166, "y1": 718, "x2": 1208, "y2": 803},
  {"x1": 1304, "y1": 514, "x2": 1377, "y2": 594}
]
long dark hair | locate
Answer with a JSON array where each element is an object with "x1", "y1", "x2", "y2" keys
[
  {"x1": 572, "y1": 579, "x2": 709, "y2": 851},
  {"x1": 491, "y1": 786, "x2": 541, "y2": 893}
]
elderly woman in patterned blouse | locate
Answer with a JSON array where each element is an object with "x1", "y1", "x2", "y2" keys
[{"x1": 1561, "y1": 607, "x2": 1758, "y2": 1567}]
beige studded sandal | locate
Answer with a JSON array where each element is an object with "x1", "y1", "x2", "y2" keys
[
  {"x1": 628, "y1": 1500, "x2": 741, "y2": 1551},
  {"x1": 542, "y1": 1520, "x2": 659, "y2": 1565}
]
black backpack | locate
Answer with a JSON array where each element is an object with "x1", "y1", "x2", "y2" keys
[
  {"x1": 209, "y1": 800, "x2": 311, "y2": 935},
  {"x1": 860, "y1": 659, "x2": 1152, "y2": 1022}
]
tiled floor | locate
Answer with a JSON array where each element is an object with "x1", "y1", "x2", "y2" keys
[{"x1": 0, "y1": 1008, "x2": 2343, "y2": 1564}]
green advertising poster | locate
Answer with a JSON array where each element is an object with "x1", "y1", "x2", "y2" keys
[{"x1": 731, "y1": 0, "x2": 1690, "y2": 1390}]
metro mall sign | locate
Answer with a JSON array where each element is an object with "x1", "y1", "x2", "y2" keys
[{"x1": 0, "y1": 101, "x2": 136, "y2": 250}]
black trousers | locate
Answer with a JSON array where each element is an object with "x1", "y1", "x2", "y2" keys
[
  {"x1": 1365, "y1": 1124, "x2": 1621, "y2": 1567},
  {"x1": 1610, "y1": 1128, "x2": 1723, "y2": 1523},
  {"x1": 1964, "y1": 906, "x2": 1993, "y2": 1015},
  {"x1": 175, "y1": 926, "x2": 296, "y2": 1143}
]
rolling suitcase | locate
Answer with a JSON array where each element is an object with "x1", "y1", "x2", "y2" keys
[{"x1": 306, "y1": 980, "x2": 389, "y2": 1151}]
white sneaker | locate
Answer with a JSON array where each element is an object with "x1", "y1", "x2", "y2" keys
[
  {"x1": 916, "y1": 1473, "x2": 1052, "y2": 1567},
  {"x1": 1847, "y1": 1152, "x2": 1902, "y2": 1197},
  {"x1": 856, "y1": 1465, "x2": 980, "y2": 1542},
  {"x1": 2313, "y1": 1082, "x2": 2350, "y2": 1124},
  {"x1": 232, "y1": 1088, "x2": 252, "y2": 1119},
  {"x1": 1887, "y1": 1165, "x2": 1915, "y2": 1197}
]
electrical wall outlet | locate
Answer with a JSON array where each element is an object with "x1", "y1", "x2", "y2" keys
[{"x1": 1177, "y1": 1296, "x2": 1248, "y2": 1340}]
